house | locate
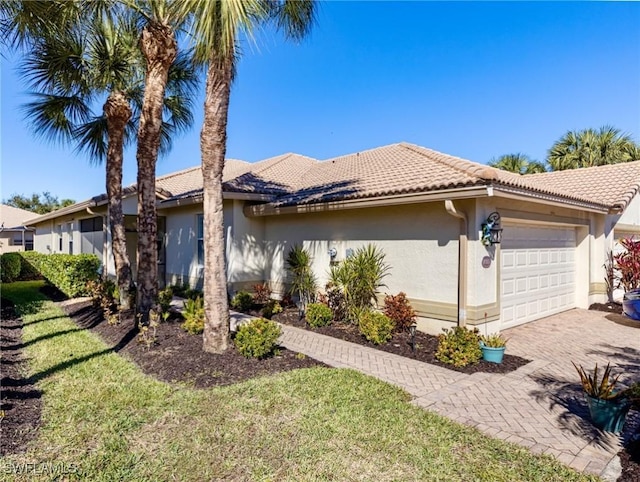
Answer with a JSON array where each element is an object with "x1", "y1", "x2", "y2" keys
[
  {"x1": 0, "y1": 204, "x2": 36, "y2": 254},
  {"x1": 26, "y1": 142, "x2": 640, "y2": 334}
]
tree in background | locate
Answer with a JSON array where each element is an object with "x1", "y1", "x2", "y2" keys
[
  {"x1": 3, "y1": 1, "x2": 197, "y2": 311},
  {"x1": 4, "y1": 192, "x2": 75, "y2": 214},
  {"x1": 547, "y1": 126, "x2": 640, "y2": 171},
  {"x1": 488, "y1": 153, "x2": 547, "y2": 174},
  {"x1": 176, "y1": 0, "x2": 316, "y2": 353}
]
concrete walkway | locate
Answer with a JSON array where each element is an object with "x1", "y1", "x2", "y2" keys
[{"x1": 262, "y1": 309, "x2": 640, "y2": 478}]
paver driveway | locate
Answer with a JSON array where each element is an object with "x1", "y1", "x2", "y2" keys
[{"x1": 276, "y1": 308, "x2": 640, "y2": 477}]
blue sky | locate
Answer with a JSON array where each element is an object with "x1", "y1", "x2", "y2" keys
[{"x1": 2, "y1": 1, "x2": 639, "y2": 202}]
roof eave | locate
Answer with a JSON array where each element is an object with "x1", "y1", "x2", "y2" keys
[
  {"x1": 245, "y1": 186, "x2": 492, "y2": 217},
  {"x1": 491, "y1": 185, "x2": 610, "y2": 213},
  {"x1": 159, "y1": 191, "x2": 276, "y2": 209}
]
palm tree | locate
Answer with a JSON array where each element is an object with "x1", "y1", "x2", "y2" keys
[
  {"x1": 547, "y1": 126, "x2": 640, "y2": 171},
  {"x1": 176, "y1": 0, "x2": 316, "y2": 353},
  {"x1": 9, "y1": 4, "x2": 197, "y2": 310},
  {"x1": 488, "y1": 153, "x2": 547, "y2": 174}
]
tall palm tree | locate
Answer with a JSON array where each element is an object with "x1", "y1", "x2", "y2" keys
[
  {"x1": 177, "y1": 0, "x2": 316, "y2": 353},
  {"x1": 125, "y1": 2, "x2": 182, "y2": 322},
  {"x1": 547, "y1": 126, "x2": 640, "y2": 171},
  {"x1": 9, "y1": 3, "x2": 197, "y2": 310},
  {"x1": 488, "y1": 153, "x2": 547, "y2": 174}
]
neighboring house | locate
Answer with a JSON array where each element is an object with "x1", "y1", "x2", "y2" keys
[
  {"x1": 26, "y1": 142, "x2": 640, "y2": 334},
  {"x1": 0, "y1": 204, "x2": 37, "y2": 254}
]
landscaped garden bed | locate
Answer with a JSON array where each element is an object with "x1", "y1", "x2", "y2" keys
[
  {"x1": 59, "y1": 298, "x2": 325, "y2": 389},
  {"x1": 269, "y1": 307, "x2": 530, "y2": 374},
  {"x1": 0, "y1": 297, "x2": 42, "y2": 456}
]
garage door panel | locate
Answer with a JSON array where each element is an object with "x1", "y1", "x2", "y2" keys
[{"x1": 501, "y1": 226, "x2": 576, "y2": 329}]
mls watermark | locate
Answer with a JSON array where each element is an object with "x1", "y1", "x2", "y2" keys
[{"x1": 2, "y1": 462, "x2": 80, "y2": 476}]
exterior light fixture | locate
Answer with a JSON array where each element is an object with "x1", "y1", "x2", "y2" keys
[
  {"x1": 481, "y1": 212, "x2": 503, "y2": 246},
  {"x1": 409, "y1": 322, "x2": 417, "y2": 353}
]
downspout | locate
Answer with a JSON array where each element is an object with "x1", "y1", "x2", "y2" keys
[
  {"x1": 87, "y1": 207, "x2": 108, "y2": 280},
  {"x1": 444, "y1": 200, "x2": 468, "y2": 327}
]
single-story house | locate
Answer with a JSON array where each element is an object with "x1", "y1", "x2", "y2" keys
[
  {"x1": 26, "y1": 142, "x2": 640, "y2": 334},
  {"x1": 0, "y1": 204, "x2": 36, "y2": 254}
]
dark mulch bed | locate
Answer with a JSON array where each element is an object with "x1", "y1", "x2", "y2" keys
[
  {"x1": 619, "y1": 437, "x2": 640, "y2": 482},
  {"x1": 589, "y1": 301, "x2": 623, "y2": 314},
  {"x1": 0, "y1": 298, "x2": 43, "y2": 456},
  {"x1": 271, "y1": 308, "x2": 530, "y2": 375},
  {"x1": 60, "y1": 300, "x2": 326, "y2": 389}
]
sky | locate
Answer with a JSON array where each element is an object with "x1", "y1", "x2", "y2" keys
[{"x1": 1, "y1": 1, "x2": 639, "y2": 203}]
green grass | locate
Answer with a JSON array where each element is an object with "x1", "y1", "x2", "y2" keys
[{"x1": 0, "y1": 281, "x2": 599, "y2": 481}]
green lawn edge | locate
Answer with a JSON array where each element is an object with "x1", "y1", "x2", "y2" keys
[{"x1": 0, "y1": 281, "x2": 599, "y2": 481}]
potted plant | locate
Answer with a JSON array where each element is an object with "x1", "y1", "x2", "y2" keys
[
  {"x1": 479, "y1": 333, "x2": 507, "y2": 364},
  {"x1": 573, "y1": 362, "x2": 631, "y2": 433},
  {"x1": 614, "y1": 237, "x2": 640, "y2": 321}
]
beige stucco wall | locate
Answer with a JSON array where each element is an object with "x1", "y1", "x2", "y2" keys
[
  {"x1": 162, "y1": 204, "x2": 205, "y2": 289},
  {"x1": 262, "y1": 202, "x2": 460, "y2": 312},
  {"x1": 162, "y1": 200, "x2": 263, "y2": 291}
]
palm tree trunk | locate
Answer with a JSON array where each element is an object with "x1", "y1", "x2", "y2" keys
[
  {"x1": 136, "y1": 22, "x2": 177, "y2": 322},
  {"x1": 201, "y1": 54, "x2": 234, "y2": 353},
  {"x1": 104, "y1": 90, "x2": 133, "y2": 309}
]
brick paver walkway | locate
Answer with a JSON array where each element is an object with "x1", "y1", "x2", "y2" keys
[{"x1": 270, "y1": 309, "x2": 640, "y2": 478}]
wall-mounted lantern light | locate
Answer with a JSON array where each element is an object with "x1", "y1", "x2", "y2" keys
[
  {"x1": 328, "y1": 247, "x2": 337, "y2": 260},
  {"x1": 481, "y1": 212, "x2": 503, "y2": 246}
]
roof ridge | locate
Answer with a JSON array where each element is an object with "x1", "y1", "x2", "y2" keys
[
  {"x1": 398, "y1": 142, "x2": 504, "y2": 182},
  {"x1": 250, "y1": 153, "x2": 294, "y2": 174},
  {"x1": 156, "y1": 165, "x2": 200, "y2": 181},
  {"x1": 527, "y1": 159, "x2": 640, "y2": 177},
  {"x1": 319, "y1": 142, "x2": 405, "y2": 164}
]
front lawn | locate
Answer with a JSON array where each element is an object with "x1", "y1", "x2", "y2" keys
[{"x1": 0, "y1": 281, "x2": 597, "y2": 481}]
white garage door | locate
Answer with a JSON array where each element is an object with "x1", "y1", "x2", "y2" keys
[{"x1": 500, "y1": 225, "x2": 576, "y2": 330}]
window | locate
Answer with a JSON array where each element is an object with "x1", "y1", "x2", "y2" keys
[
  {"x1": 80, "y1": 217, "x2": 102, "y2": 233},
  {"x1": 197, "y1": 214, "x2": 204, "y2": 265}
]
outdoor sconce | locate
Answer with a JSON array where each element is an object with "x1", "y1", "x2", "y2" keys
[
  {"x1": 409, "y1": 322, "x2": 417, "y2": 353},
  {"x1": 328, "y1": 247, "x2": 337, "y2": 260},
  {"x1": 481, "y1": 212, "x2": 503, "y2": 246}
]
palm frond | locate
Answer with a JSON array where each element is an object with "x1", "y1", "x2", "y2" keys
[
  {"x1": 22, "y1": 93, "x2": 93, "y2": 145},
  {"x1": 72, "y1": 116, "x2": 109, "y2": 165}
]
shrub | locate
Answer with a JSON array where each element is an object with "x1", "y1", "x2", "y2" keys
[
  {"x1": 182, "y1": 296, "x2": 205, "y2": 334},
  {"x1": 261, "y1": 299, "x2": 283, "y2": 319},
  {"x1": 306, "y1": 302, "x2": 333, "y2": 327},
  {"x1": 230, "y1": 290, "x2": 253, "y2": 312},
  {"x1": 358, "y1": 310, "x2": 395, "y2": 345},
  {"x1": 234, "y1": 318, "x2": 282, "y2": 359},
  {"x1": 435, "y1": 326, "x2": 482, "y2": 367},
  {"x1": 1, "y1": 253, "x2": 22, "y2": 282},
  {"x1": 20, "y1": 252, "x2": 99, "y2": 297},
  {"x1": 87, "y1": 279, "x2": 119, "y2": 324},
  {"x1": 253, "y1": 283, "x2": 271, "y2": 305},
  {"x1": 614, "y1": 236, "x2": 640, "y2": 292},
  {"x1": 158, "y1": 287, "x2": 174, "y2": 315},
  {"x1": 480, "y1": 333, "x2": 508, "y2": 348},
  {"x1": 323, "y1": 283, "x2": 347, "y2": 322},
  {"x1": 285, "y1": 245, "x2": 317, "y2": 310},
  {"x1": 573, "y1": 362, "x2": 621, "y2": 400},
  {"x1": 383, "y1": 292, "x2": 416, "y2": 332},
  {"x1": 329, "y1": 244, "x2": 390, "y2": 323}
]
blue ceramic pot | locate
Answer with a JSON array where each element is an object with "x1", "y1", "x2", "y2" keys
[
  {"x1": 480, "y1": 343, "x2": 506, "y2": 364},
  {"x1": 585, "y1": 395, "x2": 631, "y2": 433},
  {"x1": 622, "y1": 289, "x2": 640, "y2": 321}
]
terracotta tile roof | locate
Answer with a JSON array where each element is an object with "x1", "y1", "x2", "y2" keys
[
  {"x1": 223, "y1": 153, "x2": 318, "y2": 195},
  {"x1": 156, "y1": 159, "x2": 252, "y2": 199},
  {"x1": 525, "y1": 161, "x2": 640, "y2": 211},
  {"x1": 266, "y1": 143, "x2": 640, "y2": 212},
  {"x1": 1, "y1": 204, "x2": 38, "y2": 228},
  {"x1": 268, "y1": 143, "x2": 519, "y2": 206}
]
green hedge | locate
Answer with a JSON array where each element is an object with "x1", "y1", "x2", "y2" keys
[
  {"x1": 20, "y1": 252, "x2": 100, "y2": 297},
  {"x1": 0, "y1": 253, "x2": 22, "y2": 282}
]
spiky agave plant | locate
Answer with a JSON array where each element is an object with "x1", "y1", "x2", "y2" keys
[{"x1": 573, "y1": 362, "x2": 622, "y2": 400}]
